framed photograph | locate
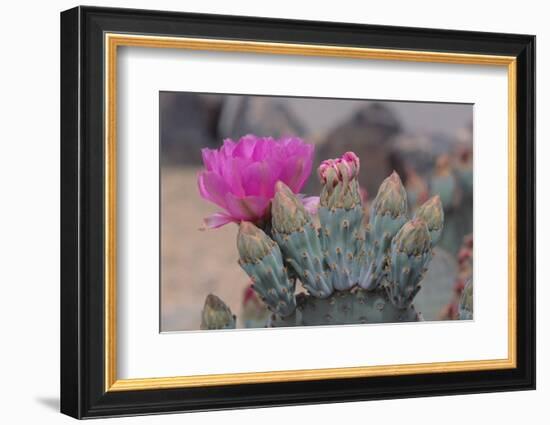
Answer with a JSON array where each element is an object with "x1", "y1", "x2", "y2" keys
[{"x1": 60, "y1": 6, "x2": 535, "y2": 419}]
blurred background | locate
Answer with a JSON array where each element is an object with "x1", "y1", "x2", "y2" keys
[{"x1": 160, "y1": 92, "x2": 473, "y2": 332}]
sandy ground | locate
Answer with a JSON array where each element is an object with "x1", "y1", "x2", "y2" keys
[
  {"x1": 160, "y1": 166, "x2": 458, "y2": 331},
  {"x1": 160, "y1": 166, "x2": 251, "y2": 331}
]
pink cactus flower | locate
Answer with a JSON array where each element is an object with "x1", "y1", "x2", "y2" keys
[{"x1": 198, "y1": 135, "x2": 315, "y2": 228}]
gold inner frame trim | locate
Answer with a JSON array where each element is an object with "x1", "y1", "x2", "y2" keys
[{"x1": 104, "y1": 33, "x2": 518, "y2": 392}]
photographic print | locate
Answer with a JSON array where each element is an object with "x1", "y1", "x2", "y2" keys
[
  {"x1": 61, "y1": 8, "x2": 535, "y2": 417},
  {"x1": 160, "y1": 92, "x2": 474, "y2": 332}
]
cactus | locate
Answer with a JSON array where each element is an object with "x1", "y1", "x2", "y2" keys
[
  {"x1": 271, "y1": 182, "x2": 332, "y2": 299},
  {"x1": 430, "y1": 151, "x2": 473, "y2": 255},
  {"x1": 317, "y1": 152, "x2": 364, "y2": 291},
  {"x1": 237, "y1": 222, "x2": 296, "y2": 317},
  {"x1": 458, "y1": 279, "x2": 473, "y2": 320},
  {"x1": 439, "y1": 234, "x2": 474, "y2": 320},
  {"x1": 200, "y1": 294, "x2": 236, "y2": 330},
  {"x1": 385, "y1": 219, "x2": 432, "y2": 309},
  {"x1": 359, "y1": 171, "x2": 408, "y2": 290},
  {"x1": 241, "y1": 286, "x2": 270, "y2": 328},
  {"x1": 456, "y1": 147, "x2": 473, "y2": 197},
  {"x1": 430, "y1": 155, "x2": 456, "y2": 211},
  {"x1": 414, "y1": 195, "x2": 444, "y2": 244},
  {"x1": 201, "y1": 151, "x2": 445, "y2": 329}
]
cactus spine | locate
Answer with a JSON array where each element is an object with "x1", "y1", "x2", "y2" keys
[{"x1": 201, "y1": 151, "x2": 445, "y2": 329}]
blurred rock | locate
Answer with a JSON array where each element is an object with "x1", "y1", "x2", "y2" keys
[
  {"x1": 160, "y1": 93, "x2": 223, "y2": 165},
  {"x1": 393, "y1": 132, "x2": 455, "y2": 175},
  {"x1": 218, "y1": 96, "x2": 306, "y2": 140},
  {"x1": 405, "y1": 166, "x2": 429, "y2": 209}
]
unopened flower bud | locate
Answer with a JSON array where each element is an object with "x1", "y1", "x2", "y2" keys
[
  {"x1": 200, "y1": 294, "x2": 236, "y2": 330},
  {"x1": 372, "y1": 171, "x2": 407, "y2": 217},
  {"x1": 318, "y1": 151, "x2": 360, "y2": 185},
  {"x1": 271, "y1": 181, "x2": 310, "y2": 234},
  {"x1": 393, "y1": 219, "x2": 431, "y2": 256},
  {"x1": 237, "y1": 221, "x2": 276, "y2": 263},
  {"x1": 414, "y1": 195, "x2": 444, "y2": 243},
  {"x1": 318, "y1": 152, "x2": 362, "y2": 209}
]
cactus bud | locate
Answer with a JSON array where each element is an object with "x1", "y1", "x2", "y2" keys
[
  {"x1": 459, "y1": 279, "x2": 473, "y2": 320},
  {"x1": 359, "y1": 171, "x2": 408, "y2": 291},
  {"x1": 318, "y1": 152, "x2": 362, "y2": 209},
  {"x1": 371, "y1": 171, "x2": 407, "y2": 217},
  {"x1": 272, "y1": 181, "x2": 310, "y2": 234},
  {"x1": 414, "y1": 195, "x2": 444, "y2": 244},
  {"x1": 237, "y1": 222, "x2": 276, "y2": 263},
  {"x1": 393, "y1": 218, "x2": 431, "y2": 256},
  {"x1": 385, "y1": 219, "x2": 432, "y2": 309},
  {"x1": 318, "y1": 151, "x2": 360, "y2": 184},
  {"x1": 200, "y1": 294, "x2": 236, "y2": 330},
  {"x1": 238, "y1": 217, "x2": 297, "y2": 317}
]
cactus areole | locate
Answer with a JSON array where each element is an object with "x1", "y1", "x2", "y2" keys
[{"x1": 199, "y1": 146, "x2": 444, "y2": 329}]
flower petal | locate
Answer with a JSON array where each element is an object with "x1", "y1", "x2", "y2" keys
[
  {"x1": 219, "y1": 157, "x2": 246, "y2": 198},
  {"x1": 202, "y1": 212, "x2": 238, "y2": 229},
  {"x1": 251, "y1": 137, "x2": 276, "y2": 161},
  {"x1": 275, "y1": 139, "x2": 314, "y2": 192},
  {"x1": 299, "y1": 195, "x2": 320, "y2": 215},
  {"x1": 240, "y1": 161, "x2": 280, "y2": 198},
  {"x1": 224, "y1": 192, "x2": 271, "y2": 221},
  {"x1": 220, "y1": 138, "x2": 237, "y2": 158},
  {"x1": 197, "y1": 171, "x2": 231, "y2": 209},
  {"x1": 198, "y1": 135, "x2": 315, "y2": 226},
  {"x1": 281, "y1": 154, "x2": 313, "y2": 192},
  {"x1": 232, "y1": 135, "x2": 259, "y2": 159},
  {"x1": 201, "y1": 148, "x2": 221, "y2": 173}
]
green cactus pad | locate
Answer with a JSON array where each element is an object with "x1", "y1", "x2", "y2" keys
[
  {"x1": 414, "y1": 195, "x2": 444, "y2": 244},
  {"x1": 431, "y1": 174, "x2": 456, "y2": 211},
  {"x1": 237, "y1": 222, "x2": 297, "y2": 317},
  {"x1": 386, "y1": 219, "x2": 432, "y2": 309},
  {"x1": 273, "y1": 221, "x2": 333, "y2": 298},
  {"x1": 239, "y1": 245, "x2": 297, "y2": 317},
  {"x1": 271, "y1": 182, "x2": 333, "y2": 298},
  {"x1": 319, "y1": 205, "x2": 364, "y2": 291},
  {"x1": 358, "y1": 172, "x2": 408, "y2": 290},
  {"x1": 358, "y1": 211, "x2": 408, "y2": 290},
  {"x1": 270, "y1": 289, "x2": 420, "y2": 327}
]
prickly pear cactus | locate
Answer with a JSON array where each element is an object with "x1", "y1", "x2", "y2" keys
[
  {"x1": 241, "y1": 286, "x2": 271, "y2": 328},
  {"x1": 359, "y1": 171, "x2": 408, "y2": 291},
  {"x1": 200, "y1": 294, "x2": 236, "y2": 330},
  {"x1": 201, "y1": 151, "x2": 444, "y2": 329},
  {"x1": 458, "y1": 279, "x2": 473, "y2": 320}
]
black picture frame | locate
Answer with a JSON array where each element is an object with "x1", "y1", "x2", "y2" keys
[{"x1": 61, "y1": 5, "x2": 535, "y2": 419}]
